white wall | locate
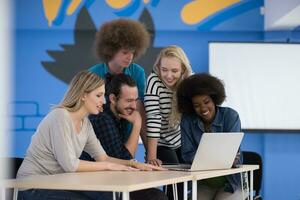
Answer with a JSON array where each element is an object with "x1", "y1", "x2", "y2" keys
[{"x1": 209, "y1": 42, "x2": 300, "y2": 130}]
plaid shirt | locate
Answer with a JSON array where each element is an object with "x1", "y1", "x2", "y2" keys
[{"x1": 89, "y1": 107, "x2": 132, "y2": 160}]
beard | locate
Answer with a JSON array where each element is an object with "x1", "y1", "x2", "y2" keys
[{"x1": 115, "y1": 104, "x2": 134, "y2": 116}]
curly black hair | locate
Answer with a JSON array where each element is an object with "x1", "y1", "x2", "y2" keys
[
  {"x1": 94, "y1": 18, "x2": 150, "y2": 62},
  {"x1": 177, "y1": 73, "x2": 226, "y2": 114}
]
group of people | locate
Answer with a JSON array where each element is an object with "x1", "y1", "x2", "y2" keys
[{"x1": 16, "y1": 18, "x2": 244, "y2": 200}]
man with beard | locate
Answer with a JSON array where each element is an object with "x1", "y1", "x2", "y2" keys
[{"x1": 88, "y1": 74, "x2": 168, "y2": 200}]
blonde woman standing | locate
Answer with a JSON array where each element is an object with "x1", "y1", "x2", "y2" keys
[{"x1": 144, "y1": 45, "x2": 192, "y2": 200}]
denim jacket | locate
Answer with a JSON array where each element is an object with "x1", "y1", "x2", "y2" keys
[{"x1": 180, "y1": 106, "x2": 243, "y2": 193}]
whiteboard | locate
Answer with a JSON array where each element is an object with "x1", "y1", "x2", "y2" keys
[{"x1": 209, "y1": 42, "x2": 300, "y2": 131}]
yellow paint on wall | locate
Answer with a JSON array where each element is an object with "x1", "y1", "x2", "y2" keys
[
  {"x1": 105, "y1": 0, "x2": 131, "y2": 9},
  {"x1": 42, "y1": 0, "x2": 62, "y2": 27},
  {"x1": 181, "y1": 0, "x2": 241, "y2": 25},
  {"x1": 67, "y1": 0, "x2": 82, "y2": 15}
]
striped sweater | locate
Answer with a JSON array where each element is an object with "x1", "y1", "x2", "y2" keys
[{"x1": 144, "y1": 73, "x2": 181, "y2": 149}]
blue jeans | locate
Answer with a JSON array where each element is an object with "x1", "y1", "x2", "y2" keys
[{"x1": 18, "y1": 189, "x2": 113, "y2": 200}]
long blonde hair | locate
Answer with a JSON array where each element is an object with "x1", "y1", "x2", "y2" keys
[
  {"x1": 58, "y1": 70, "x2": 104, "y2": 112},
  {"x1": 153, "y1": 45, "x2": 192, "y2": 126}
]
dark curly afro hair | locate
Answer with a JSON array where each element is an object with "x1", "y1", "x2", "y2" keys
[
  {"x1": 177, "y1": 73, "x2": 226, "y2": 114},
  {"x1": 94, "y1": 18, "x2": 150, "y2": 62}
]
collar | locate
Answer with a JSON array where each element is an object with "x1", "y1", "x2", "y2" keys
[
  {"x1": 192, "y1": 106, "x2": 223, "y2": 131},
  {"x1": 103, "y1": 63, "x2": 130, "y2": 75},
  {"x1": 104, "y1": 105, "x2": 126, "y2": 124}
]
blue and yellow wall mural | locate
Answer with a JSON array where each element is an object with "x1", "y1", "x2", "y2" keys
[
  {"x1": 41, "y1": 0, "x2": 262, "y2": 29},
  {"x1": 37, "y1": 0, "x2": 263, "y2": 83}
]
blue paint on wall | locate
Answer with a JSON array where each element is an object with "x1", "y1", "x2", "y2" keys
[
  {"x1": 114, "y1": 0, "x2": 140, "y2": 17},
  {"x1": 197, "y1": 0, "x2": 263, "y2": 31}
]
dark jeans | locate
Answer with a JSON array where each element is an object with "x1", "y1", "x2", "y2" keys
[
  {"x1": 18, "y1": 189, "x2": 112, "y2": 200},
  {"x1": 130, "y1": 188, "x2": 168, "y2": 200},
  {"x1": 157, "y1": 146, "x2": 183, "y2": 164},
  {"x1": 157, "y1": 146, "x2": 184, "y2": 200}
]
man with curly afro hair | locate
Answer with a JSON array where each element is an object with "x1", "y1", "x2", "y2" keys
[
  {"x1": 177, "y1": 73, "x2": 245, "y2": 200},
  {"x1": 89, "y1": 18, "x2": 150, "y2": 150}
]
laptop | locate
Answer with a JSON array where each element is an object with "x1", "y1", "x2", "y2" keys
[{"x1": 163, "y1": 132, "x2": 244, "y2": 171}]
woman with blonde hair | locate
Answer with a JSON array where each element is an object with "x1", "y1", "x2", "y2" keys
[
  {"x1": 144, "y1": 45, "x2": 192, "y2": 200},
  {"x1": 17, "y1": 71, "x2": 163, "y2": 200}
]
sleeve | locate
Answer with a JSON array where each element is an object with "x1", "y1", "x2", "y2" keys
[
  {"x1": 89, "y1": 114, "x2": 132, "y2": 160},
  {"x1": 224, "y1": 108, "x2": 241, "y2": 132},
  {"x1": 49, "y1": 110, "x2": 80, "y2": 172},
  {"x1": 180, "y1": 116, "x2": 198, "y2": 164},
  {"x1": 89, "y1": 64, "x2": 99, "y2": 74},
  {"x1": 83, "y1": 120, "x2": 107, "y2": 159},
  {"x1": 88, "y1": 63, "x2": 105, "y2": 79},
  {"x1": 224, "y1": 108, "x2": 243, "y2": 166},
  {"x1": 144, "y1": 74, "x2": 162, "y2": 138}
]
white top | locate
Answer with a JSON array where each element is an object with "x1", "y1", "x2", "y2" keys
[
  {"x1": 17, "y1": 108, "x2": 106, "y2": 179},
  {"x1": 144, "y1": 73, "x2": 181, "y2": 149}
]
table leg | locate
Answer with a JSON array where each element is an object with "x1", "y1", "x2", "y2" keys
[
  {"x1": 13, "y1": 188, "x2": 18, "y2": 200},
  {"x1": 192, "y1": 180, "x2": 197, "y2": 200},
  {"x1": 1, "y1": 188, "x2": 5, "y2": 200},
  {"x1": 184, "y1": 181, "x2": 188, "y2": 200},
  {"x1": 172, "y1": 183, "x2": 178, "y2": 200},
  {"x1": 123, "y1": 191, "x2": 130, "y2": 200},
  {"x1": 250, "y1": 170, "x2": 253, "y2": 200},
  {"x1": 113, "y1": 192, "x2": 116, "y2": 200}
]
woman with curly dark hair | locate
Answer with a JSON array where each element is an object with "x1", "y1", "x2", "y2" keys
[
  {"x1": 88, "y1": 18, "x2": 150, "y2": 148},
  {"x1": 177, "y1": 73, "x2": 245, "y2": 200}
]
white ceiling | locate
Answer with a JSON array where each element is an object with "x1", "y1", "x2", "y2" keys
[{"x1": 264, "y1": 0, "x2": 300, "y2": 30}]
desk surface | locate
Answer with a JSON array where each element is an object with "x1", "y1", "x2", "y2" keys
[
  {"x1": 2, "y1": 171, "x2": 193, "y2": 192},
  {"x1": 1, "y1": 165, "x2": 259, "y2": 193},
  {"x1": 190, "y1": 164, "x2": 259, "y2": 179}
]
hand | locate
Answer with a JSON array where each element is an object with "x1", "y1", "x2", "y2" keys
[
  {"x1": 146, "y1": 158, "x2": 163, "y2": 167},
  {"x1": 130, "y1": 160, "x2": 166, "y2": 171},
  {"x1": 145, "y1": 163, "x2": 167, "y2": 171},
  {"x1": 232, "y1": 152, "x2": 241, "y2": 168},
  {"x1": 106, "y1": 162, "x2": 139, "y2": 171},
  {"x1": 98, "y1": 105, "x2": 103, "y2": 113},
  {"x1": 119, "y1": 110, "x2": 141, "y2": 125}
]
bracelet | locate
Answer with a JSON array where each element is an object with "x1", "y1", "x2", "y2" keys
[{"x1": 129, "y1": 159, "x2": 138, "y2": 167}]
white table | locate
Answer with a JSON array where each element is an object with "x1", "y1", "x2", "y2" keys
[
  {"x1": 1, "y1": 170, "x2": 193, "y2": 200},
  {"x1": 1, "y1": 165, "x2": 259, "y2": 200}
]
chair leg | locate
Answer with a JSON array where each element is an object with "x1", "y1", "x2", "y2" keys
[{"x1": 254, "y1": 195, "x2": 262, "y2": 200}]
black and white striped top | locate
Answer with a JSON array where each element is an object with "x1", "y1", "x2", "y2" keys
[{"x1": 144, "y1": 73, "x2": 181, "y2": 149}]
